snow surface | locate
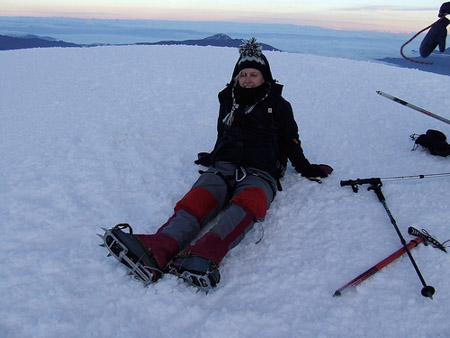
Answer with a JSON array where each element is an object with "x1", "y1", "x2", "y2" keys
[{"x1": 1, "y1": 45, "x2": 450, "y2": 338}]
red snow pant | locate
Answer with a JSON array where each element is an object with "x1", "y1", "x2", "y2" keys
[{"x1": 135, "y1": 162, "x2": 277, "y2": 268}]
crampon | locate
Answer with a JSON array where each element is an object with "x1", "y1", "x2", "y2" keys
[
  {"x1": 98, "y1": 224, "x2": 163, "y2": 286},
  {"x1": 168, "y1": 255, "x2": 220, "y2": 292}
]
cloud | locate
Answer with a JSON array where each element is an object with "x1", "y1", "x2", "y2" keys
[{"x1": 338, "y1": 6, "x2": 436, "y2": 12}]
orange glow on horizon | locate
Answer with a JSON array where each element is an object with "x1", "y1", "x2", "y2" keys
[{"x1": 0, "y1": 5, "x2": 436, "y2": 35}]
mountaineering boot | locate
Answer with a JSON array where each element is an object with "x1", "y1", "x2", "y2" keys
[
  {"x1": 168, "y1": 254, "x2": 220, "y2": 290},
  {"x1": 99, "y1": 224, "x2": 163, "y2": 286}
]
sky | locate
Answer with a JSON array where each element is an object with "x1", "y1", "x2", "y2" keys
[{"x1": 0, "y1": 1, "x2": 446, "y2": 33}]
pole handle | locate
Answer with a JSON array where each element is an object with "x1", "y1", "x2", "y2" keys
[
  {"x1": 340, "y1": 178, "x2": 382, "y2": 193},
  {"x1": 408, "y1": 227, "x2": 448, "y2": 253},
  {"x1": 340, "y1": 177, "x2": 382, "y2": 187}
]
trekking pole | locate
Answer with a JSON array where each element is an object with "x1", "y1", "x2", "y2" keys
[
  {"x1": 381, "y1": 172, "x2": 450, "y2": 182},
  {"x1": 340, "y1": 178, "x2": 435, "y2": 299},
  {"x1": 333, "y1": 236, "x2": 423, "y2": 297},
  {"x1": 376, "y1": 91, "x2": 450, "y2": 126},
  {"x1": 341, "y1": 173, "x2": 450, "y2": 192}
]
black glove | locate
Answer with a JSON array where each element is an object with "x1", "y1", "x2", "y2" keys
[
  {"x1": 439, "y1": 2, "x2": 450, "y2": 17},
  {"x1": 414, "y1": 129, "x2": 450, "y2": 157},
  {"x1": 298, "y1": 164, "x2": 333, "y2": 178},
  {"x1": 194, "y1": 152, "x2": 213, "y2": 167}
]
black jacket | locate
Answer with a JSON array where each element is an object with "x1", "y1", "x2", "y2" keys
[{"x1": 207, "y1": 81, "x2": 311, "y2": 179}]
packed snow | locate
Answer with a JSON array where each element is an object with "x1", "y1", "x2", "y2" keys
[{"x1": 1, "y1": 45, "x2": 449, "y2": 338}]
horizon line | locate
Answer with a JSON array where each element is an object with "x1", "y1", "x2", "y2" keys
[{"x1": 0, "y1": 14, "x2": 417, "y2": 35}]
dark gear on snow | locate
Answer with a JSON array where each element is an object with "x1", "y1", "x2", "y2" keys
[{"x1": 411, "y1": 129, "x2": 450, "y2": 157}]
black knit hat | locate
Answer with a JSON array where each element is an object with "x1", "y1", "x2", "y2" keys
[{"x1": 231, "y1": 38, "x2": 274, "y2": 83}]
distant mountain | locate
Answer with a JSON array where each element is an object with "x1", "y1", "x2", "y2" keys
[
  {"x1": 0, "y1": 34, "x2": 81, "y2": 51},
  {"x1": 378, "y1": 49, "x2": 450, "y2": 77},
  {"x1": 137, "y1": 34, "x2": 280, "y2": 51},
  {"x1": 0, "y1": 33, "x2": 279, "y2": 52}
]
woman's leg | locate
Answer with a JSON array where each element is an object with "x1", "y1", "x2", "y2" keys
[
  {"x1": 136, "y1": 168, "x2": 230, "y2": 268},
  {"x1": 183, "y1": 169, "x2": 276, "y2": 265}
]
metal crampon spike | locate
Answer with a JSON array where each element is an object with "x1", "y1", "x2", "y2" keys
[
  {"x1": 97, "y1": 226, "x2": 160, "y2": 286},
  {"x1": 97, "y1": 232, "x2": 107, "y2": 248}
]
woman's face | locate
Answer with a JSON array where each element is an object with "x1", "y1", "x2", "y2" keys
[{"x1": 238, "y1": 68, "x2": 265, "y2": 88}]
